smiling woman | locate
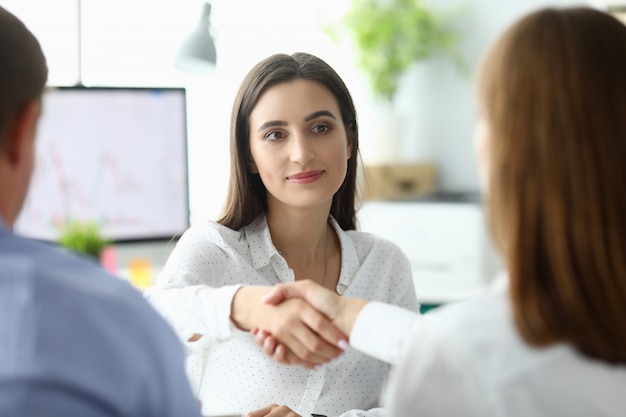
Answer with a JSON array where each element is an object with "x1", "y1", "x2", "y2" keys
[
  {"x1": 248, "y1": 79, "x2": 352, "y2": 212},
  {"x1": 144, "y1": 52, "x2": 420, "y2": 417}
]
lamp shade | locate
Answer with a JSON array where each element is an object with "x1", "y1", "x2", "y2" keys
[{"x1": 175, "y1": 2, "x2": 217, "y2": 73}]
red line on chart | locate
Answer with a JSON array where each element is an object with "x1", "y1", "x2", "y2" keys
[{"x1": 46, "y1": 142, "x2": 143, "y2": 211}]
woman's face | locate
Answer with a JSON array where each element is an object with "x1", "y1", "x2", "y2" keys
[
  {"x1": 248, "y1": 79, "x2": 351, "y2": 213},
  {"x1": 474, "y1": 104, "x2": 491, "y2": 193}
]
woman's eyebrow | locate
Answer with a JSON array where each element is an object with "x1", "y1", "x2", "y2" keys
[
  {"x1": 257, "y1": 120, "x2": 287, "y2": 133},
  {"x1": 305, "y1": 110, "x2": 337, "y2": 122},
  {"x1": 256, "y1": 110, "x2": 337, "y2": 132}
]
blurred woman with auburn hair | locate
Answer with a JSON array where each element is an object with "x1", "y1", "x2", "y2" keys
[{"x1": 478, "y1": 6, "x2": 626, "y2": 363}]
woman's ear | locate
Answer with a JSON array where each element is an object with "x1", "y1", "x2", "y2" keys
[
  {"x1": 249, "y1": 159, "x2": 258, "y2": 174},
  {"x1": 346, "y1": 120, "x2": 356, "y2": 159}
]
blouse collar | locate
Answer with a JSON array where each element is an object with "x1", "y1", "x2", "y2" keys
[{"x1": 244, "y1": 215, "x2": 359, "y2": 289}]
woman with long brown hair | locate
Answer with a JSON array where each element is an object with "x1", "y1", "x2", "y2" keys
[{"x1": 145, "y1": 52, "x2": 419, "y2": 417}]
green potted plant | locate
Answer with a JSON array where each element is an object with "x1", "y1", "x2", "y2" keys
[
  {"x1": 57, "y1": 220, "x2": 110, "y2": 261},
  {"x1": 330, "y1": 0, "x2": 466, "y2": 101}
]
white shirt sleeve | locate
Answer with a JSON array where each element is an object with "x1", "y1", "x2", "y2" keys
[
  {"x1": 145, "y1": 283, "x2": 247, "y2": 351},
  {"x1": 143, "y1": 224, "x2": 249, "y2": 351},
  {"x1": 350, "y1": 301, "x2": 421, "y2": 365},
  {"x1": 351, "y1": 301, "x2": 487, "y2": 417},
  {"x1": 381, "y1": 308, "x2": 491, "y2": 417}
]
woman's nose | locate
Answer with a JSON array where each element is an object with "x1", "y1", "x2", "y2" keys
[{"x1": 289, "y1": 134, "x2": 315, "y2": 164}]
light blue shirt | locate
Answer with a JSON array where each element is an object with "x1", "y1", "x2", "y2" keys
[{"x1": 0, "y1": 222, "x2": 201, "y2": 417}]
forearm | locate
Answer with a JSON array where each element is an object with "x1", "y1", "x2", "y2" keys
[
  {"x1": 231, "y1": 285, "x2": 274, "y2": 331},
  {"x1": 333, "y1": 296, "x2": 369, "y2": 336}
]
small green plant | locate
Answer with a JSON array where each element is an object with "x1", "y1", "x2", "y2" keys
[
  {"x1": 329, "y1": 0, "x2": 466, "y2": 101},
  {"x1": 57, "y1": 220, "x2": 110, "y2": 260}
]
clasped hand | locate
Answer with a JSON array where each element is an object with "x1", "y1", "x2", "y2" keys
[
  {"x1": 246, "y1": 281, "x2": 368, "y2": 368},
  {"x1": 228, "y1": 284, "x2": 351, "y2": 369},
  {"x1": 226, "y1": 282, "x2": 367, "y2": 417}
]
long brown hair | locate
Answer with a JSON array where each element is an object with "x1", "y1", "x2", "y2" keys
[
  {"x1": 217, "y1": 52, "x2": 360, "y2": 231},
  {"x1": 479, "y1": 7, "x2": 626, "y2": 363}
]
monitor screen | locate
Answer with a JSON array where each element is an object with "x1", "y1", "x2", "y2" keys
[{"x1": 14, "y1": 86, "x2": 190, "y2": 243}]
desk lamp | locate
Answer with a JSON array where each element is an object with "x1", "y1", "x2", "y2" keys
[{"x1": 175, "y1": 2, "x2": 217, "y2": 73}]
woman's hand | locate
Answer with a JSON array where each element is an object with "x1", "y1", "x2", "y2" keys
[
  {"x1": 231, "y1": 286, "x2": 348, "y2": 368},
  {"x1": 251, "y1": 327, "x2": 291, "y2": 366},
  {"x1": 261, "y1": 280, "x2": 369, "y2": 335},
  {"x1": 246, "y1": 403, "x2": 300, "y2": 417},
  {"x1": 251, "y1": 280, "x2": 368, "y2": 366}
]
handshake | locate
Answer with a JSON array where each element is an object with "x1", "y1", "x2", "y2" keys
[{"x1": 231, "y1": 280, "x2": 370, "y2": 369}]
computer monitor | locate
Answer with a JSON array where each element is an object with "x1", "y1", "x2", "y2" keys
[{"x1": 14, "y1": 86, "x2": 190, "y2": 243}]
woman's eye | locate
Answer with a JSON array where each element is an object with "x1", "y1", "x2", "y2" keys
[
  {"x1": 312, "y1": 124, "x2": 331, "y2": 134},
  {"x1": 265, "y1": 130, "x2": 285, "y2": 141}
]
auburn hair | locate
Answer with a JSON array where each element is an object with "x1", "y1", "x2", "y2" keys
[{"x1": 479, "y1": 7, "x2": 626, "y2": 363}]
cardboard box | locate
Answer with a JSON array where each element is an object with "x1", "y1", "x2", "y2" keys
[{"x1": 363, "y1": 163, "x2": 437, "y2": 200}]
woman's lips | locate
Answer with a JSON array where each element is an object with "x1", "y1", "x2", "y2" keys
[{"x1": 287, "y1": 170, "x2": 324, "y2": 184}]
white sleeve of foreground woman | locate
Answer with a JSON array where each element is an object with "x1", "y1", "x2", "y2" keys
[
  {"x1": 350, "y1": 301, "x2": 421, "y2": 365},
  {"x1": 350, "y1": 299, "x2": 495, "y2": 417}
]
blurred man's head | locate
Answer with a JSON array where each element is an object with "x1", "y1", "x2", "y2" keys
[{"x1": 0, "y1": 6, "x2": 48, "y2": 227}]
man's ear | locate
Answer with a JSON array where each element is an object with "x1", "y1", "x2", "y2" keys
[{"x1": 5, "y1": 100, "x2": 40, "y2": 165}]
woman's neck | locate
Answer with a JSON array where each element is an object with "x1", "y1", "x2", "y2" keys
[{"x1": 266, "y1": 209, "x2": 330, "y2": 261}]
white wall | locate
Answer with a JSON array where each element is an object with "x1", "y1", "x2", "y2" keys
[
  {"x1": 390, "y1": 0, "x2": 606, "y2": 192},
  {"x1": 3, "y1": 0, "x2": 608, "y2": 227}
]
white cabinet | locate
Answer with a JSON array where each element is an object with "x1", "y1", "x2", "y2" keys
[{"x1": 358, "y1": 199, "x2": 500, "y2": 305}]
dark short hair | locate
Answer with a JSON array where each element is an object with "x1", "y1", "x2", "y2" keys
[
  {"x1": 0, "y1": 6, "x2": 48, "y2": 141},
  {"x1": 218, "y1": 52, "x2": 360, "y2": 230}
]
